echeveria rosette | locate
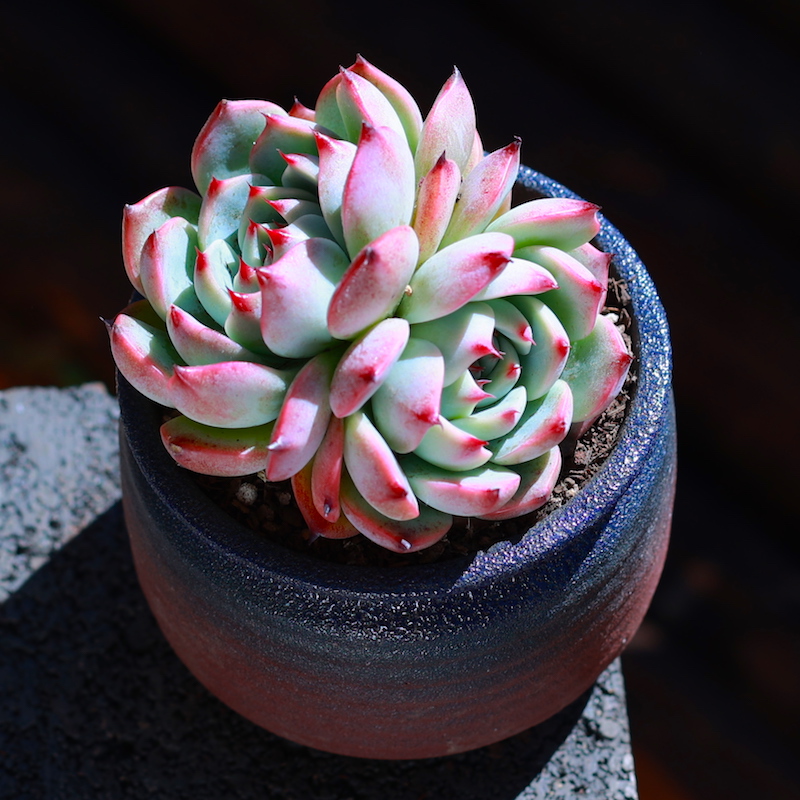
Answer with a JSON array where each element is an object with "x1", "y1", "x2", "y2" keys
[{"x1": 110, "y1": 56, "x2": 632, "y2": 553}]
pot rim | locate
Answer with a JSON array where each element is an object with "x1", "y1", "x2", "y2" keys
[{"x1": 118, "y1": 166, "x2": 672, "y2": 596}]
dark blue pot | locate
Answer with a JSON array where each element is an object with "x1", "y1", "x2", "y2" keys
[{"x1": 118, "y1": 167, "x2": 676, "y2": 760}]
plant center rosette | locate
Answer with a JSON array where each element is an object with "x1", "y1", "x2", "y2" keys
[{"x1": 110, "y1": 57, "x2": 632, "y2": 553}]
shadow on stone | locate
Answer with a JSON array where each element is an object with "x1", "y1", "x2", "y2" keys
[{"x1": 0, "y1": 502, "x2": 588, "y2": 800}]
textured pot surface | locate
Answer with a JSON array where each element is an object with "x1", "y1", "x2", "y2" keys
[{"x1": 119, "y1": 167, "x2": 676, "y2": 760}]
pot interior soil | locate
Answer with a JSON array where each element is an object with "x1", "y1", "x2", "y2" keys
[{"x1": 188, "y1": 266, "x2": 637, "y2": 568}]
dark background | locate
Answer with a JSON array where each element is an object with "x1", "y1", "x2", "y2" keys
[{"x1": 1, "y1": 1, "x2": 798, "y2": 797}]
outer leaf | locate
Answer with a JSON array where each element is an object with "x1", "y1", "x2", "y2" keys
[
  {"x1": 160, "y1": 415, "x2": 274, "y2": 477},
  {"x1": 327, "y1": 225, "x2": 419, "y2": 339},
  {"x1": 139, "y1": 216, "x2": 201, "y2": 320},
  {"x1": 343, "y1": 411, "x2": 419, "y2": 521},
  {"x1": 339, "y1": 471, "x2": 451, "y2": 553},
  {"x1": 439, "y1": 139, "x2": 521, "y2": 246},
  {"x1": 122, "y1": 186, "x2": 201, "y2": 294},
  {"x1": 329, "y1": 317, "x2": 410, "y2": 418},
  {"x1": 341, "y1": 123, "x2": 415, "y2": 256},
  {"x1": 311, "y1": 415, "x2": 345, "y2": 522},
  {"x1": 414, "y1": 68, "x2": 476, "y2": 179},
  {"x1": 109, "y1": 303, "x2": 181, "y2": 407},
  {"x1": 191, "y1": 99, "x2": 286, "y2": 194},
  {"x1": 478, "y1": 447, "x2": 562, "y2": 520},
  {"x1": 265, "y1": 350, "x2": 338, "y2": 481},
  {"x1": 166, "y1": 304, "x2": 264, "y2": 365},
  {"x1": 486, "y1": 198, "x2": 601, "y2": 250},
  {"x1": 560, "y1": 313, "x2": 632, "y2": 423},
  {"x1": 371, "y1": 338, "x2": 444, "y2": 453},
  {"x1": 399, "y1": 232, "x2": 513, "y2": 323},
  {"x1": 257, "y1": 238, "x2": 350, "y2": 358},
  {"x1": 167, "y1": 361, "x2": 295, "y2": 428},
  {"x1": 491, "y1": 379, "x2": 573, "y2": 465},
  {"x1": 402, "y1": 455, "x2": 520, "y2": 517},
  {"x1": 293, "y1": 456, "x2": 359, "y2": 538}
]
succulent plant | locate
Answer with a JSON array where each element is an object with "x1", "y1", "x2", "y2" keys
[{"x1": 110, "y1": 57, "x2": 632, "y2": 553}]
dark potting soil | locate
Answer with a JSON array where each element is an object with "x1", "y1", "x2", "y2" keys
[{"x1": 191, "y1": 274, "x2": 637, "y2": 568}]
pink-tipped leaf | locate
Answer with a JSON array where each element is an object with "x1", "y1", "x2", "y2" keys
[
  {"x1": 311, "y1": 415, "x2": 345, "y2": 522},
  {"x1": 412, "y1": 152, "x2": 461, "y2": 263}
]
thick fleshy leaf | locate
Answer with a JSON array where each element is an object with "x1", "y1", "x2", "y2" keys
[
  {"x1": 485, "y1": 299, "x2": 534, "y2": 354},
  {"x1": 249, "y1": 114, "x2": 320, "y2": 182},
  {"x1": 478, "y1": 447, "x2": 562, "y2": 520},
  {"x1": 339, "y1": 471, "x2": 451, "y2": 553},
  {"x1": 560, "y1": 313, "x2": 632, "y2": 423},
  {"x1": 293, "y1": 456, "x2": 359, "y2": 538},
  {"x1": 139, "y1": 216, "x2": 201, "y2": 320},
  {"x1": 349, "y1": 55, "x2": 423, "y2": 149},
  {"x1": 264, "y1": 215, "x2": 332, "y2": 260},
  {"x1": 341, "y1": 123, "x2": 415, "y2": 256},
  {"x1": 289, "y1": 99, "x2": 316, "y2": 121},
  {"x1": 109, "y1": 303, "x2": 181, "y2": 407},
  {"x1": 517, "y1": 245, "x2": 605, "y2": 342},
  {"x1": 412, "y1": 153, "x2": 461, "y2": 263},
  {"x1": 569, "y1": 242, "x2": 612, "y2": 304},
  {"x1": 336, "y1": 67, "x2": 407, "y2": 142},
  {"x1": 343, "y1": 411, "x2": 419, "y2": 521},
  {"x1": 440, "y1": 371, "x2": 493, "y2": 419},
  {"x1": 411, "y1": 302, "x2": 497, "y2": 386},
  {"x1": 440, "y1": 139, "x2": 521, "y2": 246},
  {"x1": 491, "y1": 380, "x2": 573, "y2": 465},
  {"x1": 223, "y1": 290, "x2": 273, "y2": 356},
  {"x1": 311, "y1": 415, "x2": 345, "y2": 522},
  {"x1": 371, "y1": 338, "x2": 444, "y2": 453},
  {"x1": 123, "y1": 186, "x2": 201, "y2": 294},
  {"x1": 265, "y1": 351, "x2": 338, "y2": 481},
  {"x1": 257, "y1": 238, "x2": 350, "y2": 358},
  {"x1": 452, "y1": 385, "x2": 527, "y2": 441},
  {"x1": 314, "y1": 73, "x2": 346, "y2": 138},
  {"x1": 191, "y1": 99, "x2": 285, "y2": 194},
  {"x1": 280, "y1": 152, "x2": 320, "y2": 194},
  {"x1": 329, "y1": 317, "x2": 410, "y2": 418},
  {"x1": 414, "y1": 68, "x2": 476, "y2": 179},
  {"x1": 512, "y1": 296, "x2": 571, "y2": 400},
  {"x1": 476, "y1": 335, "x2": 521, "y2": 406},
  {"x1": 402, "y1": 455, "x2": 520, "y2": 516},
  {"x1": 167, "y1": 304, "x2": 263, "y2": 365},
  {"x1": 414, "y1": 416, "x2": 492, "y2": 471},
  {"x1": 471, "y1": 256, "x2": 557, "y2": 302},
  {"x1": 327, "y1": 225, "x2": 419, "y2": 339},
  {"x1": 160, "y1": 415, "x2": 274, "y2": 477},
  {"x1": 236, "y1": 184, "x2": 317, "y2": 249},
  {"x1": 399, "y1": 232, "x2": 513, "y2": 323},
  {"x1": 314, "y1": 131, "x2": 358, "y2": 249},
  {"x1": 167, "y1": 360, "x2": 295, "y2": 428},
  {"x1": 486, "y1": 198, "x2": 601, "y2": 250},
  {"x1": 266, "y1": 198, "x2": 323, "y2": 225},
  {"x1": 197, "y1": 174, "x2": 267, "y2": 249},
  {"x1": 194, "y1": 240, "x2": 237, "y2": 325}
]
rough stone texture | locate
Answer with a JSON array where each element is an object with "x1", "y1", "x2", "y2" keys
[{"x1": 0, "y1": 384, "x2": 638, "y2": 799}]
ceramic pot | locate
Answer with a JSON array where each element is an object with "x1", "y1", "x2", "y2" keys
[{"x1": 118, "y1": 166, "x2": 676, "y2": 760}]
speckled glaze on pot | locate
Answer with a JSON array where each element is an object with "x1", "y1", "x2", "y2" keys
[{"x1": 118, "y1": 167, "x2": 676, "y2": 760}]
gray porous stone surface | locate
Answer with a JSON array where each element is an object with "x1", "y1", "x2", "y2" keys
[{"x1": 0, "y1": 384, "x2": 638, "y2": 799}]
